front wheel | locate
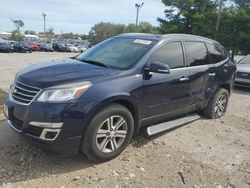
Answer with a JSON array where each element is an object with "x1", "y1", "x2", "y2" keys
[
  {"x1": 81, "y1": 104, "x2": 134, "y2": 162},
  {"x1": 203, "y1": 88, "x2": 229, "y2": 118}
]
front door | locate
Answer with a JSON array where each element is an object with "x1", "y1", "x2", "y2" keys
[{"x1": 142, "y1": 41, "x2": 190, "y2": 123}]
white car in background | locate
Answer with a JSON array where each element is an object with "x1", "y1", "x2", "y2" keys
[
  {"x1": 76, "y1": 45, "x2": 88, "y2": 53},
  {"x1": 235, "y1": 55, "x2": 250, "y2": 88},
  {"x1": 67, "y1": 45, "x2": 79, "y2": 53}
]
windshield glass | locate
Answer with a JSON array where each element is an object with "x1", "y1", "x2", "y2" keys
[
  {"x1": 239, "y1": 55, "x2": 250, "y2": 64},
  {"x1": 76, "y1": 37, "x2": 155, "y2": 69}
]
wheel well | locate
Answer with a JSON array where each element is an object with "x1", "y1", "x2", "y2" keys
[
  {"x1": 219, "y1": 84, "x2": 231, "y2": 95},
  {"x1": 113, "y1": 100, "x2": 140, "y2": 136}
]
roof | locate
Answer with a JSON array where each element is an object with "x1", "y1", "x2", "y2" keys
[{"x1": 117, "y1": 33, "x2": 217, "y2": 43}]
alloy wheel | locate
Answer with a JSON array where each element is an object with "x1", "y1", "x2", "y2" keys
[
  {"x1": 214, "y1": 94, "x2": 227, "y2": 117},
  {"x1": 96, "y1": 115, "x2": 128, "y2": 153}
]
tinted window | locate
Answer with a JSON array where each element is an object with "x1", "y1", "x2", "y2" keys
[
  {"x1": 76, "y1": 38, "x2": 155, "y2": 70},
  {"x1": 150, "y1": 42, "x2": 184, "y2": 69},
  {"x1": 207, "y1": 43, "x2": 227, "y2": 63},
  {"x1": 185, "y1": 42, "x2": 209, "y2": 66}
]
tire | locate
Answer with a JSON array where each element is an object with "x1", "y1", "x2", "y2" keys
[
  {"x1": 81, "y1": 104, "x2": 134, "y2": 162},
  {"x1": 203, "y1": 88, "x2": 229, "y2": 119}
]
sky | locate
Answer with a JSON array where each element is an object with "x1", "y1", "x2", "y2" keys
[{"x1": 0, "y1": 0, "x2": 166, "y2": 34}]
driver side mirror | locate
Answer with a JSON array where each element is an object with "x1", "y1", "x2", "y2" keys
[{"x1": 145, "y1": 61, "x2": 170, "y2": 74}]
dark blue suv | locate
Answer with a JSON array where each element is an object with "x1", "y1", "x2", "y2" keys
[{"x1": 3, "y1": 34, "x2": 236, "y2": 161}]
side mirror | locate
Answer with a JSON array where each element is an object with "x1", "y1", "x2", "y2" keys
[{"x1": 146, "y1": 61, "x2": 170, "y2": 74}]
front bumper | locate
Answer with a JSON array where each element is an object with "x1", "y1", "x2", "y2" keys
[
  {"x1": 3, "y1": 94, "x2": 90, "y2": 156},
  {"x1": 234, "y1": 78, "x2": 250, "y2": 88}
]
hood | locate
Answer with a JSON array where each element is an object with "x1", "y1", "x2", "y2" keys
[
  {"x1": 237, "y1": 64, "x2": 250, "y2": 73},
  {"x1": 16, "y1": 58, "x2": 119, "y2": 88}
]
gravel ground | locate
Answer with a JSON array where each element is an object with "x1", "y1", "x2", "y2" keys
[{"x1": 0, "y1": 53, "x2": 249, "y2": 188}]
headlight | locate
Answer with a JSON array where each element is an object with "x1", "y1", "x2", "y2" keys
[{"x1": 37, "y1": 81, "x2": 92, "y2": 102}]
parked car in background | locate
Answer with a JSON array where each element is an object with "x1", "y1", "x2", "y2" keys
[
  {"x1": 38, "y1": 43, "x2": 54, "y2": 52},
  {"x1": 67, "y1": 44, "x2": 79, "y2": 53},
  {"x1": 30, "y1": 42, "x2": 40, "y2": 51},
  {"x1": 13, "y1": 42, "x2": 32, "y2": 53},
  {"x1": 235, "y1": 55, "x2": 250, "y2": 88},
  {"x1": 52, "y1": 42, "x2": 69, "y2": 52},
  {"x1": 0, "y1": 42, "x2": 14, "y2": 53},
  {"x1": 76, "y1": 45, "x2": 88, "y2": 52},
  {"x1": 4, "y1": 34, "x2": 236, "y2": 162}
]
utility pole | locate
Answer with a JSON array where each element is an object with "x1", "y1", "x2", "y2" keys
[
  {"x1": 135, "y1": 2, "x2": 144, "y2": 26},
  {"x1": 215, "y1": 0, "x2": 223, "y2": 39},
  {"x1": 42, "y1": 12, "x2": 46, "y2": 33}
]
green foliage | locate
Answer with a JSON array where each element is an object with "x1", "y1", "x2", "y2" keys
[
  {"x1": 88, "y1": 22, "x2": 158, "y2": 45},
  {"x1": 158, "y1": 0, "x2": 250, "y2": 54},
  {"x1": 11, "y1": 19, "x2": 24, "y2": 31},
  {"x1": 158, "y1": 0, "x2": 217, "y2": 35},
  {"x1": 88, "y1": 22, "x2": 126, "y2": 44},
  {"x1": 11, "y1": 30, "x2": 24, "y2": 41},
  {"x1": 46, "y1": 27, "x2": 55, "y2": 35}
]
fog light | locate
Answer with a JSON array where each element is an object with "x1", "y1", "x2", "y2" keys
[
  {"x1": 40, "y1": 128, "x2": 61, "y2": 141},
  {"x1": 29, "y1": 122, "x2": 63, "y2": 128}
]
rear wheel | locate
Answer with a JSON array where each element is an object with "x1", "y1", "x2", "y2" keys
[
  {"x1": 203, "y1": 88, "x2": 229, "y2": 118},
  {"x1": 81, "y1": 104, "x2": 134, "y2": 162}
]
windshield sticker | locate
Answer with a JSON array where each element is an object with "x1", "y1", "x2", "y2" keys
[{"x1": 134, "y1": 39, "x2": 152, "y2": 45}]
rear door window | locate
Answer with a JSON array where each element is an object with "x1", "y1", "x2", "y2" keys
[{"x1": 185, "y1": 42, "x2": 210, "y2": 67}]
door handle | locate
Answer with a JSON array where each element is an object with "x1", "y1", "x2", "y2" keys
[
  {"x1": 179, "y1": 76, "x2": 189, "y2": 81},
  {"x1": 209, "y1": 73, "x2": 216, "y2": 77}
]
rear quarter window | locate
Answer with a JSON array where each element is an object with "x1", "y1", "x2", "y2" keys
[{"x1": 207, "y1": 43, "x2": 227, "y2": 64}]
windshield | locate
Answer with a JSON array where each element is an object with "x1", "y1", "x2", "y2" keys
[
  {"x1": 239, "y1": 55, "x2": 250, "y2": 64},
  {"x1": 76, "y1": 37, "x2": 155, "y2": 69}
]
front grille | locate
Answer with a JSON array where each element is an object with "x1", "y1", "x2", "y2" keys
[
  {"x1": 11, "y1": 81, "x2": 41, "y2": 104},
  {"x1": 236, "y1": 72, "x2": 250, "y2": 79}
]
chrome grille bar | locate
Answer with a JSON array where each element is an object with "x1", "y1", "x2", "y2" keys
[{"x1": 11, "y1": 81, "x2": 41, "y2": 104}]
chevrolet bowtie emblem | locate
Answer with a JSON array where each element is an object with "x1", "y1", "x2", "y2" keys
[{"x1": 12, "y1": 87, "x2": 17, "y2": 94}]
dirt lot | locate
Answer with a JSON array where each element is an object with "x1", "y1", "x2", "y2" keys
[{"x1": 0, "y1": 53, "x2": 249, "y2": 188}]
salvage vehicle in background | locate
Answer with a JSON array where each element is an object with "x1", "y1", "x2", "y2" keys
[
  {"x1": 52, "y1": 42, "x2": 69, "y2": 52},
  {"x1": 38, "y1": 43, "x2": 54, "y2": 52},
  {"x1": 76, "y1": 45, "x2": 88, "y2": 53},
  {"x1": 13, "y1": 42, "x2": 32, "y2": 53},
  {"x1": 67, "y1": 44, "x2": 79, "y2": 53},
  {"x1": 30, "y1": 42, "x2": 40, "y2": 51},
  {"x1": 3, "y1": 34, "x2": 236, "y2": 162},
  {"x1": 0, "y1": 42, "x2": 14, "y2": 53},
  {"x1": 235, "y1": 55, "x2": 250, "y2": 88}
]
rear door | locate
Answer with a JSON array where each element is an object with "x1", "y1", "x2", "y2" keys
[{"x1": 184, "y1": 41, "x2": 215, "y2": 110}]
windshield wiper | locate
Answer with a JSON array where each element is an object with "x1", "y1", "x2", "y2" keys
[{"x1": 77, "y1": 59, "x2": 108, "y2": 68}]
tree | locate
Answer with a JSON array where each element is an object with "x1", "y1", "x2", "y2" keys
[
  {"x1": 158, "y1": 0, "x2": 250, "y2": 54},
  {"x1": 88, "y1": 22, "x2": 126, "y2": 44},
  {"x1": 11, "y1": 19, "x2": 24, "y2": 31},
  {"x1": 126, "y1": 22, "x2": 159, "y2": 33},
  {"x1": 88, "y1": 22, "x2": 158, "y2": 45},
  {"x1": 47, "y1": 27, "x2": 54, "y2": 35},
  {"x1": 158, "y1": 0, "x2": 218, "y2": 36},
  {"x1": 217, "y1": 6, "x2": 250, "y2": 54},
  {"x1": 234, "y1": 0, "x2": 250, "y2": 8},
  {"x1": 11, "y1": 30, "x2": 24, "y2": 41}
]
